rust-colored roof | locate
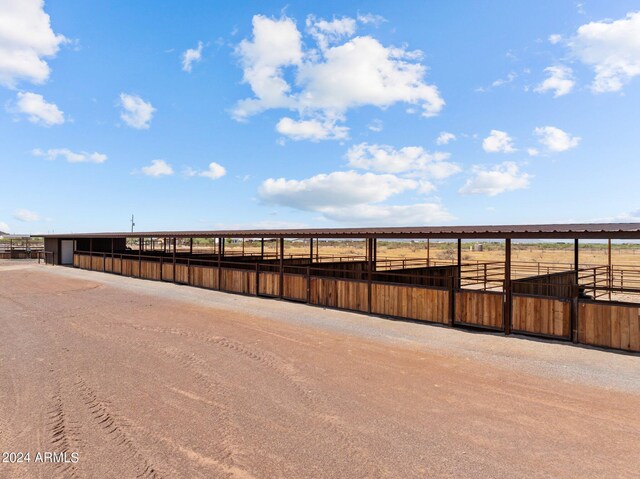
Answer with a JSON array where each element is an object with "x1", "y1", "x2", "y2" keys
[{"x1": 40, "y1": 223, "x2": 640, "y2": 239}]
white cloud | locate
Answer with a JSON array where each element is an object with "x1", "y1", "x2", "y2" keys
[
  {"x1": 258, "y1": 169, "x2": 453, "y2": 225},
  {"x1": 13, "y1": 208, "x2": 41, "y2": 222},
  {"x1": 296, "y1": 36, "x2": 443, "y2": 117},
  {"x1": 476, "y1": 72, "x2": 517, "y2": 92},
  {"x1": 435, "y1": 131, "x2": 456, "y2": 145},
  {"x1": 233, "y1": 15, "x2": 302, "y2": 118},
  {"x1": 548, "y1": 34, "x2": 562, "y2": 44},
  {"x1": 321, "y1": 202, "x2": 453, "y2": 226},
  {"x1": 534, "y1": 126, "x2": 580, "y2": 152},
  {"x1": 233, "y1": 14, "x2": 444, "y2": 138},
  {"x1": 459, "y1": 161, "x2": 531, "y2": 196},
  {"x1": 367, "y1": 119, "x2": 383, "y2": 132},
  {"x1": 276, "y1": 116, "x2": 349, "y2": 141},
  {"x1": 591, "y1": 209, "x2": 640, "y2": 222},
  {"x1": 417, "y1": 180, "x2": 436, "y2": 194},
  {"x1": 346, "y1": 142, "x2": 460, "y2": 179},
  {"x1": 187, "y1": 162, "x2": 226, "y2": 180},
  {"x1": 213, "y1": 220, "x2": 310, "y2": 230},
  {"x1": 13, "y1": 91, "x2": 64, "y2": 125},
  {"x1": 0, "y1": 221, "x2": 9, "y2": 232},
  {"x1": 569, "y1": 11, "x2": 640, "y2": 92},
  {"x1": 527, "y1": 148, "x2": 539, "y2": 156},
  {"x1": 119, "y1": 93, "x2": 155, "y2": 129},
  {"x1": 491, "y1": 71, "x2": 517, "y2": 88},
  {"x1": 0, "y1": 0, "x2": 67, "y2": 87},
  {"x1": 306, "y1": 15, "x2": 356, "y2": 50},
  {"x1": 259, "y1": 170, "x2": 416, "y2": 210},
  {"x1": 482, "y1": 130, "x2": 516, "y2": 153},
  {"x1": 141, "y1": 159, "x2": 173, "y2": 177},
  {"x1": 534, "y1": 65, "x2": 575, "y2": 97},
  {"x1": 182, "y1": 41, "x2": 204, "y2": 72},
  {"x1": 33, "y1": 147, "x2": 107, "y2": 163},
  {"x1": 356, "y1": 13, "x2": 386, "y2": 26}
]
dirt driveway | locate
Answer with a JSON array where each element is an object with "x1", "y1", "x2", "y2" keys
[{"x1": 0, "y1": 262, "x2": 638, "y2": 478}]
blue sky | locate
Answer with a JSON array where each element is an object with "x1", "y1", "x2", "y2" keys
[{"x1": 1, "y1": 1, "x2": 640, "y2": 234}]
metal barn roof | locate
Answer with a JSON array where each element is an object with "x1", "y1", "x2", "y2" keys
[{"x1": 41, "y1": 223, "x2": 640, "y2": 240}]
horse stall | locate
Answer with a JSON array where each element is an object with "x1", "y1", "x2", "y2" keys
[{"x1": 511, "y1": 271, "x2": 575, "y2": 339}]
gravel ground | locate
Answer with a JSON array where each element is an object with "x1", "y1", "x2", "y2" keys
[{"x1": 0, "y1": 261, "x2": 638, "y2": 478}]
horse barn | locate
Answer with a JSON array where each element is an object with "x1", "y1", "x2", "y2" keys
[{"x1": 42, "y1": 223, "x2": 640, "y2": 353}]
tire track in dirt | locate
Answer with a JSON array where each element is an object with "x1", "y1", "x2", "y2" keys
[
  {"x1": 74, "y1": 376, "x2": 164, "y2": 479},
  {"x1": 61, "y1": 318, "x2": 246, "y2": 476},
  {"x1": 109, "y1": 322, "x2": 383, "y2": 475},
  {"x1": 0, "y1": 339, "x2": 17, "y2": 448},
  {"x1": 47, "y1": 387, "x2": 82, "y2": 479},
  {"x1": 67, "y1": 316, "x2": 382, "y2": 475},
  {"x1": 114, "y1": 322, "x2": 322, "y2": 404}
]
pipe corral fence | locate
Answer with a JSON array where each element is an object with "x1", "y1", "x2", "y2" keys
[
  {"x1": 0, "y1": 236, "x2": 44, "y2": 260},
  {"x1": 37, "y1": 223, "x2": 640, "y2": 353}
]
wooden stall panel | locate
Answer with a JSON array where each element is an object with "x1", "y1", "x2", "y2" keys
[
  {"x1": 512, "y1": 295, "x2": 570, "y2": 338},
  {"x1": 283, "y1": 274, "x2": 307, "y2": 301},
  {"x1": 191, "y1": 266, "x2": 218, "y2": 289},
  {"x1": 78, "y1": 254, "x2": 91, "y2": 270},
  {"x1": 161, "y1": 263, "x2": 173, "y2": 282},
  {"x1": 104, "y1": 257, "x2": 114, "y2": 273},
  {"x1": 112, "y1": 258, "x2": 121, "y2": 274},
  {"x1": 455, "y1": 290, "x2": 503, "y2": 329},
  {"x1": 310, "y1": 278, "x2": 368, "y2": 313},
  {"x1": 140, "y1": 261, "x2": 161, "y2": 281},
  {"x1": 371, "y1": 283, "x2": 449, "y2": 324},
  {"x1": 121, "y1": 258, "x2": 139, "y2": 277},
  {"x1": 73, "y1": 254, "x2": 80, "y2": 267},
  {"x1": 91, "y1": 256, "x2": 103, "y2": 271},
  {"x1": 175, "y1": 264, "x2": 189, "y2": 284},
  {"x1": 579, "y1": 302, "x2": 640, "y2": 352},
  {"x1": 220, "y1": 269, "x2": 257, "y2": 295},
  {"x1": 258, "y1": 272, "x2": 280, "y2": 297}
]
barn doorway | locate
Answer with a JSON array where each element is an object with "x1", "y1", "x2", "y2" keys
[{"x1": 61, "y1": 240, "x2": 74, "y2": 265}]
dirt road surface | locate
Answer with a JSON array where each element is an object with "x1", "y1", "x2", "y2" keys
[{"x1": 0, "y1": 261, "x2": 638, "y2": 478}]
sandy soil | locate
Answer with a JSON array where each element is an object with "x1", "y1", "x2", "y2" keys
[{"x1": 0, "y1": 261, "x2": 639, "y2": 478}]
